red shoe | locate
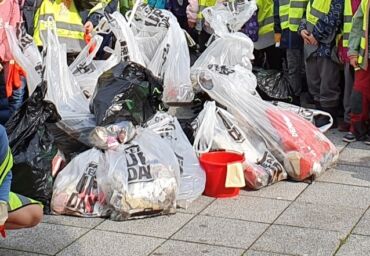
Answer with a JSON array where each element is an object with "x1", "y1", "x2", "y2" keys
[{"x1": 338, "y1": 122, "x2": 350, "y2": 132}]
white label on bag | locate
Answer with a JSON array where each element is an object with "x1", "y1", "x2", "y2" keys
[{"x1": 125, "y1": 145, "x2": 154, "y2": 184}]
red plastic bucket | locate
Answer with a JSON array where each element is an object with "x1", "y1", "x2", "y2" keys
[{"x1": 199, "y1": 151, "x2": 245, "y2": 198}]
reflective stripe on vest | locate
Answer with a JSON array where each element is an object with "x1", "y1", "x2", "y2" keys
[
  {"x1": 288, "y1": 0, "x2": 308, "y2": 32},
  {"x1": 8, "y1": 192, "x2": 43, "y2": 212},
  {"x1": 306, "y1": 0, "x2": 332, "y2": 32},
  {"x1": 342, "y1": 0, "x2": 353, "y2": 48},
  {"x1": 358, "y1": 0, "x2": 369, "y2": 69},
  {"x1": 0, "y1": 148, "x2": 13, "y2": 186},
  {"x1": 88, "y1": 0, "x2": 112, "y2": 16},
  {"x1": 33, "y1": 0, "x2": 85, "y2": 53},
  {"x1": 257, "y1": 0, "x2": 274, "y2": 36},
  {"x1": 279, "y1": 0, "x2": 290, "y2": 30}
]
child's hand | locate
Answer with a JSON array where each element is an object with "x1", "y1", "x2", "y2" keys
[{"x1": 349, "y1": 55, "x2": 359, "y2": 69}]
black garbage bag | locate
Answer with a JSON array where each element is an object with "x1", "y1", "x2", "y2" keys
[
  {"x1": 5, "y1": 81, "x2": 61, "y2": 213},
  {"x1": 254, "y1": 67, "x2": 293, "y2": 102},
  {"x1": 91, "y1": 62, "x2": 164, "y2": 126}
]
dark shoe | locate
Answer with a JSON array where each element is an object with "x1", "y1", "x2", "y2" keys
[
  {"x1": 292, "y1": 95, "x2": 301, "y2": 106},
  {"x1": 314, "y1": 115, "x2": 331, "y2": 128},
  {"x1": 343, "y1": 132, "x2": 356, "y2": 143},
  {"x1": 364, "y1": 136, "x2": 370, "y2": 145},
  {"x1": 321, "y1": 106, "x2": 338, "y2": 129},
  {"x1": 338, "y1": 122, "x2": 350, "y2": 132}
]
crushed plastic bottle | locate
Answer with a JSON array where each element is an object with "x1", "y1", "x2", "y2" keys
[{"x1": 0, "y1": 201, "x2": 8, "y2": 238}]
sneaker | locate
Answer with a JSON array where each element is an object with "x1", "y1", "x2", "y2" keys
[
  {"x1": 338, "y1": 122, "x2": 350, "y2": 132},
  {"x1": 364, "y1": 136, "x2": 370, "y2": 145},
  {"x1": 343, "y1": 132, "x2": 356, "y2": 143}
]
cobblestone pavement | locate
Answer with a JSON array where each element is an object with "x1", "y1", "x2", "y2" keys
[{"x1": 1, "y1": 130, "x2": 370, "y2": 256}]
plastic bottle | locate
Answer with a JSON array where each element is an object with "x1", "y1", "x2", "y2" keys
[{"x1": 0, "y1": 201, "x2": 8, "y2": 238}]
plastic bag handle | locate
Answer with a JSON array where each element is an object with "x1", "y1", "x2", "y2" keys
[{"x1": 193, "y1": 102, "x2": 216, "y2": 155}]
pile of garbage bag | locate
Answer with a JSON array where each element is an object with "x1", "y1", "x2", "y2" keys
[{"x1": 3, "y1": 1, "x2": 338, "y2": 219}]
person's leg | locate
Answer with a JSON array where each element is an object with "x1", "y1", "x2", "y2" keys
[
  {"x1": 348, "y1": 68, "x2": 370, "y2": 140},
  {"x1": 305, "y1": 56, "x2": 321, "y2": 107},
  {"x1": 340, "y1": 63, "x2": 355, "y2": 131},
  {"x1": 286, "y1": 48, "x2": 303, "y2": 105},
  {"x1": 318, "y1": 57, "x2": 341, "y2": 127},
  {"x1": 6, "y1": 193, "x2": 43, "y2": 229},
  {"x1": 265, "y1": 45, "x2": 284, "y2": 70}
]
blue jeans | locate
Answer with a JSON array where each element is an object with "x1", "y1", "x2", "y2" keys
[{"x1": 0, "y1": 72, "x2": 27, "y2": 124}]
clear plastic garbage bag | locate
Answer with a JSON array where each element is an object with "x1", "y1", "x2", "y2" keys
[
  {"x1": 132, "y1": 4, "x2": 193, "y2": 103},
  {"x1": 5, "y1": 24, "x2": 43, "y2": 94},
  {"x1": 51, "y1": 148, "x2": 107, "y2": 217},
  {"x1": 191, "y1": 33, "x2": 255, "y2": 90},
  {"x1": 98, "y1": 128, "x2": 180, "y2": 220},
  {"x1": 192, "y1": 101, "x2": 287, "y2": 189},
  {"x1": 196, "y1": 69, "x2": 339, "y2": 181},
  {"x1": 145, "y1": 112, "x2": 206, "y2": 208},
  {"x1": 202, "y1": 0, "x2": 257, "y2": 36},
  {"x1": 42, "y1": 19, "x2": 96, "y2": 147},
  {"x1": 69, "y1": 34, "x2": 119, "y2": 98}
]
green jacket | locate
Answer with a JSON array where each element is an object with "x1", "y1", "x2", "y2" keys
[{"x1": 348, "y1": 1, "x2": 369, "y2": 69}]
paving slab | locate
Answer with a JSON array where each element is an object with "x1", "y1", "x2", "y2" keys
[
  {"x1": 296, "y1": 182, "x2": 370, "y2": 209},
  {"x1": 251, "y1": 225, "x2": 341, "y2": 256},
  {"x1": 57, "y1": 230, "x2": 164, "y2": 256},
  {"x1": 151, "y1": 240, "x2": 244, "y2": 256},
  {"x1": 339, "y1": 147, "x2": 370, "y2": 167},
  {"x1": 0, "y1": 223, "x2": 88, "y2": 255},
  {"x1": 324, "y1": 129, "x2": 348, "y2": 152},
  {"x1": 42, "y1": 214, "x2": 105, "y2": 229},
  {"x1": 275, "y1": 201, "x2": 364, "y2": 235},
  {"x1": 172, "y1": 215, "x2": 269, "y2": 249},
  {"x1": 201, "y1": 196, "x2": 290, "y2": 223},
  {"x1": 96, "y1": 213, "x2": 193, "y2": 239},
  {"x1": 317, "y1": 164, "x2": 370, "y2": 187},
  {"x1": 346, "y1": 140, "x2": 370, "y2": 150},
  {"x1": 178, "y1": 196, "x2": 215, "y2": 215},
  {"x1": 244, "y1": 250, "x2": 292, "y2": 256},
  {"x1": 0, "y1": 249, "x2": 44, "y2": 256},
  {"x1": 241, "y1": 181, "x2": 308, "y2": 201},
  {"x1": 353, "y1": 208, "x2": 370, "y2": 236},
  {"x1": 336, "y1": 235, "x2": 370, "y2": 256}
]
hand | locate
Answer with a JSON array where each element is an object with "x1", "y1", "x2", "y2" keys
[
  {"x1": 350, "y1": 55, "x2": 359, "y2": 69},
  {"x1": 84, "y1": 21, "x2": 93, "y2": 34},
  {"x1": 274, "y1": 33, "x2": 281, "y2": 43},
  {"x1": 300, "y1": 29, "x2": 311, "y2": 44},
  {"x1": 307, "y1": 34, "x2": 318, "y2": 45}
]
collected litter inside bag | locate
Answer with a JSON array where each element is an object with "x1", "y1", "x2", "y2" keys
[
  {"x1": 196, "y1": 69, "x2": 338, "y2": 181},
  {"x1": 51, "y1": 148, "x2": 107, "y2": 217},
  {"x1": 99, "y1": 128, "x2": 180, "y2": 220},
  {"x1": 146, "y1": 112, "x2": 206, "y2": 208}
]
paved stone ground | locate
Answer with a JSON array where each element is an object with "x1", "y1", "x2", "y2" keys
[{"x1": 1, "y1": 130, "x2": 370, "y2": 256}]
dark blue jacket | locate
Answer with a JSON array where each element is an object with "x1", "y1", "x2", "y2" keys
[
  {"x1": 273, "y1": 0, "x2": 304, "y2": 49},
  {"x1": 298, "y1": 0, "x2": 344, "y2": 58}
]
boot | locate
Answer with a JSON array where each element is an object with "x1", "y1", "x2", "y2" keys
[{"x1": 321, "y1": 106, "x2": 338, "y2": 129}]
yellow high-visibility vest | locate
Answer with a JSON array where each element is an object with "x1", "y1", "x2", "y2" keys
[
  {"x1": 342, "y1": 0, "x2": 354, "y2": 47},
  {"x1": 279, "y1": 0, "x2": 290, "y2": 30},
  {"x1": 288, "y1": 0, "x2": 308, "y2": 32},
  {"x1": 0, "y1": 148, "x2": 12, "y2": 186},
  {"x1": 358, "y1": 0, "x2": 369, "y2": 69},
  {"x1": 306, "y1": 0, "x2": 332, "y2": 32},
  {"x1": 33, "y1": 0, "x2": 85, "y2": 53}
]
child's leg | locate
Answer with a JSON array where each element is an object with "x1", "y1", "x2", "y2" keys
[
  {"x1": 6, "y1": 193, "x2": 43, "y2": 230},
  {"x1": 6, "y1": 205, "x2": 43, "y2": 229},
  {"x1": 8, "y1": 77, "x2": 26, "y2": 115},
  {"x1": 351, "y1": 68, "x2": 370, "y2": 139}
]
